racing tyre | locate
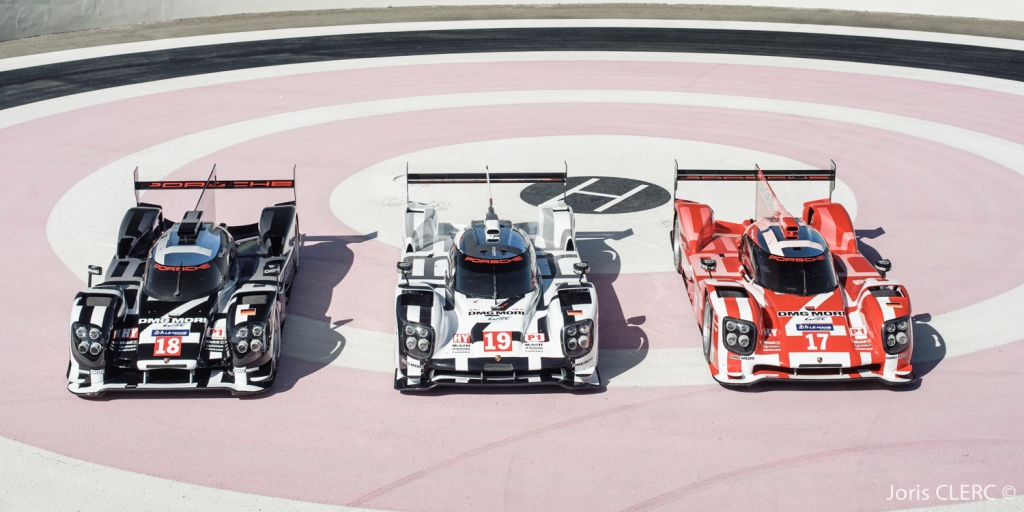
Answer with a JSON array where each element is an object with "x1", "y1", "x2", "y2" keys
[
  {"x1": 671, "y1": 215, "x2": 682, "y2": 275},
  {"x1": 702, "y1": 297, "x2": 713, "y2": 363}
]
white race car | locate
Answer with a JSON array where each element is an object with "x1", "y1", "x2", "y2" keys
[{"x1": 394, "y1": 170, "x2": 600, "y2": 391}]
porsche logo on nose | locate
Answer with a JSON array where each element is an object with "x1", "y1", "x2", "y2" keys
[
  {"x1": 816, "y1": 357, "x2": 823, "y2": 363},
  {"x1": 495, "y1": 355, "x2": 501, "y2": 362}
]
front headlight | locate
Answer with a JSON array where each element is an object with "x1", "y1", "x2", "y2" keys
[
  {"x1": 232, "y1": 322, "x2": 268, "y2": 354},
  {"x1": 563, "y1": 319, "x2": 595, "y2": 358},
  {"x1": 71, "y1": 322, "x2": 105, "y2": 358},
  {"x1": 722, "y1": 316, "x2": 756, "y2": 356},
  {"x1": 400, "y1": 322, "x2": 433, "y2": 358},
  {"x1": 882, "y1": 316, "x2": 912, "y2": 354}
]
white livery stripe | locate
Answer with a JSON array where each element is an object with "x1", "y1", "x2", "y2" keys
[
  {"x1": 406, "y1": 305, "x2": 420, "y2": 324},
  {"x1": 88, "y1": 306, "x2": 106, "y2": 327},
  {"x1": 167, "y1": 297, "x2": 207, "y2": 318}
]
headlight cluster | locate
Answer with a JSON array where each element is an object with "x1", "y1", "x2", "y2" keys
[
  {"x1": 722, "y1": 317, "x2": 756, "y2": 356},
  {"x1": 233, "y1": 322, "x2": 268, "y2": 354},
  {"x1": 71, "y1": 322, "x2": 105, "y2": 357},
  {"x1": 562, "y1": 320, "x2": 595, "y2": 358},
  {"x1": 401, "y1": 322, "x2": 433, "y2": 358},
  {"x1": 882, "y1": 316, "x2": 911, "y2": 354}
]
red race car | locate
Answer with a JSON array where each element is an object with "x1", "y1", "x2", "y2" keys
[{"x1": 670, "y1": 161, "x2": 915, "y2": 385}]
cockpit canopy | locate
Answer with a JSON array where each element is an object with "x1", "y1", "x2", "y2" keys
[
  {"x1": 451, "y1": 222, "x2": 536, "y2": 299},
  {"x1": 743, "y1": 223, "x2": 837, "y2": 296},
  {"x1": 143, "y1": 221, "x2": 230, "y2": 301}
]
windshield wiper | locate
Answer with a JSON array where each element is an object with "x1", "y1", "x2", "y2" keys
[{"x1": 173, "y1": 265, "x2": 183, "y2": 297}]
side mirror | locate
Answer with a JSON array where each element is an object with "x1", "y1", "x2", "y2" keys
[
  {"x1": 874, "y1": 259, "x2": 892, "y2": 278},
  {"x1": 700, "y1": 258, "x2": 717, "y2": 273},
  {"x1": 573, "y1": 262, "x2": 590, "y2": 283},
  {"x1": 397, "y1": 261, "x2": 412, "y2": 286},
  {"x1": 87, "y1": 265, "x2": 102, "y2": 287}
]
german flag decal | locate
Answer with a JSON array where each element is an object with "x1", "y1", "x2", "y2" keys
[
  {"x1": 240, "y1": 308, "x2": 257, "y2": 316},
  {"x1": 568, "y1": 310, "x2": 584, "y2": 316}
]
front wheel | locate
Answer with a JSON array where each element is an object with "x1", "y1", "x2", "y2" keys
[
  {"x1": 702, "y1": 297, "x2": 713, "y2": 363},
  {"x1": 671, "y1": 215, "x2": 683, "y2": 274}
]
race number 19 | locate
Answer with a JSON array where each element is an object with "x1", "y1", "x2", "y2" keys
[
  {"x1": 483, "y1": 331, "x2": 513, "y2": 352},
  {"x1": 154, "y1": 337, "x2": 183, "y2": 357}
]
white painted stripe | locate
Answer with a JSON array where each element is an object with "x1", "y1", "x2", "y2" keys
[
  {"x1": 575, "y1": 190, "x2": 619, "y2": 199},
  {"x1": 593, "y1": 184, "x2": 648, "y2": 212},
  {"x1": 5, "y1": 19, "x2": 1024, "y2": 74},
  {"x1": 543, "y1": 177, "x2": 600, "y2": 206}
]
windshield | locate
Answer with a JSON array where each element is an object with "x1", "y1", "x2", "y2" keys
[
  {"x1": 454, "y1": 253, "x2": 535, "y2": 299},
  {"x1": 752, "y1": 245, "x2": 837, "y2": 296},
  {"x1": 143, "y1": 227, "x2": 228, "y2": 301}
]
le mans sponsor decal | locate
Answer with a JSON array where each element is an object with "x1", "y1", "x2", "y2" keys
[{"x1": 796, "y1": 324, "x2": 834, "y2": 332}]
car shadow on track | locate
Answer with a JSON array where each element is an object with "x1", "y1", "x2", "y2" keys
[
  {"x1": 256, "y1": 233, "x2": 379, "y2": 398},
  {"x1": 577, "y1": 229, "x2": 650, "y2": 387},
  {"x1": 858, "y1": 228, "x2": 947, "y2": 378}
]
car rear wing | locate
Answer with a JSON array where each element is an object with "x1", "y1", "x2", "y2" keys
[
  {"x1": 405, "y1": 163, "x2": 567, "y2": 204},
  {"x1": 673, "y1": 159, "x2": 836, "y2": 200},
  {"x1": 133, "y1": 164, "x2": 297, "y2": 217}
]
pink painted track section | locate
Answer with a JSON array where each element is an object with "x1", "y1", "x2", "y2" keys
[{"x1": 2, "y1": 57, "x2": 1023, "y2": 511}]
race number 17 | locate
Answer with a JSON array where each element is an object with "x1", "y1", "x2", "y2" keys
[
  {"x1": 483, "y1": 331, "x2": 513, "y2": 352},
  {"x1": 805, "y1": 333, "x2": 829, "y2": 350}
]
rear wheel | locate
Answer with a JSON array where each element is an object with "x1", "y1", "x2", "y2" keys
[{"x1": 702, "y1": 297, "x2": 713, "y2": 363}]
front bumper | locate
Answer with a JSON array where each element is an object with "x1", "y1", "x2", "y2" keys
[
  {"x1": 713, "y1": 362, "x2": 916, "y2": 386},
  {"x1": 395, "y1": 354, "x2": 600, "y2": 391},
  {"x1": 66, "y1": 358, "x2": 275, "y2": 397}
]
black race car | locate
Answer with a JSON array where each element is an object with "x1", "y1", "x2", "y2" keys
[{"x1": 67, "y1": 167, "x2": 299, "y2": 396}]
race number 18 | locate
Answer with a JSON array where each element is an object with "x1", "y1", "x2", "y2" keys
[
  {"x1": 483, "y1": 331, "x2": 513, "y2": 352},
  {"x1": 154, "y1": 337, "x2": 183, "y2": 357}
]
